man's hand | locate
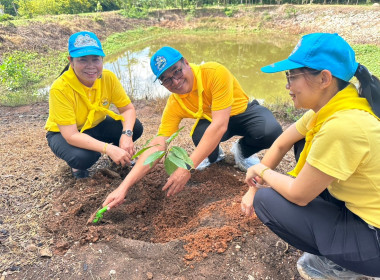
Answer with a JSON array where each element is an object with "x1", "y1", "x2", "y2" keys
[
  {"x1": 103, "y1": 185, "x2": 129, "y2": 210},
  {"x1": 162, "y1": 167, "x2": 191, "y2": 197}
]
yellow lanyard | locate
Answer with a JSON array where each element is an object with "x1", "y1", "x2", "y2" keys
[
  {"x1": 289, "y1": 84, "x2": 379, "y2": 177},
  {"x1": 62, "y1": 66, "x2": 124, "y2": 132},
  {"x1": 173, "y1": 63, "x2": 212, "y2": 136}
]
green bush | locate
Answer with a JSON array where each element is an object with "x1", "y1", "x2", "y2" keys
[
  {"x1": 120, "y1": 7, "x2": 148, "y2": 19},
  {"x1": 0, "y1": 55, "x2": 40, "y2": 91},
  {"x1": 0, "y1": 13, "x2": 14, "y2": 22},
  {"x1": 224, "y1": 7, "x2": 237, "y2": 17}
]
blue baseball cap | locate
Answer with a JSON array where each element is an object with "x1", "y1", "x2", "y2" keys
[
  {"x1": 68, "y1": 31, "x2": 105, "y2": 58},
  {"x1": 150, "y1": 46, "x2": 183, "y2": 81},
  {"x1": 261, "y1": 33, "x2": 358, "y2": 82}
]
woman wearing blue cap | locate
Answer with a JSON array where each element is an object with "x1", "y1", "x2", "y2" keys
[
  {"x1": 45, "y1": 31, "x2": 143, "y2": 178},
  {"x1": 240, "y1": 33, "x2": 380, "y2": 278}
]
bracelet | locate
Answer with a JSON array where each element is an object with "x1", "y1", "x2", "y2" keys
[
  {"x1": 260, "y1": 167, "x2": 270, "y2": 179},
  {"x1": 103, "y1": 143, "x2": 108, "y2": 155}
]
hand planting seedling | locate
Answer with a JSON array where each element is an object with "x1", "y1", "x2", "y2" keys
[
  {"x1": 132, "y1": 127, "x2": 193, "y2": 175},
  {"x1": 87, "y1": 206, "x2": 108, "y2": 224},
  {"x1": 88, "y1": 128, "x2": 193, "y2": 224}
]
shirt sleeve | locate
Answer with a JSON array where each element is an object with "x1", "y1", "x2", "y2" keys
[
  {"x1": 48, "y1": 88, "x2": 77, "y2": 126},
  {"x1": 295, "y1": 109, "x2": 314, "y2": 136}
]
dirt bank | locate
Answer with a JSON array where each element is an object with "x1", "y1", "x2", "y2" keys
[
  {"x1": 1, "y1": 5, "x2": 379, "y2": 280},
  {"x1": 0, "y1": 5, "x2": 379, "y2": 60}
]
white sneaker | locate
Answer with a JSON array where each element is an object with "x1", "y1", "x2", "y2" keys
[
  {"x1": 230, "y1": 140, "x2": 260, "y2": 172},
  {"x1": 196, "y1": 147, "x2": 225, "y2": 171},
  {"x1": 297, "y1": 253, "x2": 374, "y2": 280}
]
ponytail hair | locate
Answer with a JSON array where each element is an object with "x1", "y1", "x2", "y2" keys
[
  {"x1": 355, "y1": 64, "x2": 380, "y2": 118},
  {"x1": 58, "y1": 62, "x2": 70, "y2": 78}
]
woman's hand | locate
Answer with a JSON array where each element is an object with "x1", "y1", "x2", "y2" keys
[
  {"x1": 241, "y1": 187, "x2": 256, "y2": 216},
  {"x1": 103, "y1": 185, "x2": 129, "y2": 210},
  {"x1": 245, "y1": 164, "x2": 263, "y2": 187},
  {"x1": 106, "y1": 144, "x2": 133, "y2": 166}
]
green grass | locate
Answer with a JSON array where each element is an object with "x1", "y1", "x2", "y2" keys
[
  {"x1": 353, "y1": 44, "x2": 380, "y2": 77},
  {"x1": 103, "y1": 27, "x2": 174, "y2": 55}
]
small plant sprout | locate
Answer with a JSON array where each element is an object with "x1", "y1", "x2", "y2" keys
[
  {"x1": 132, "y1": 127, "x2": 194, "y2": 175},
  {"x1": 92, "y1": 206, "x2": 108, "y2": 223}
]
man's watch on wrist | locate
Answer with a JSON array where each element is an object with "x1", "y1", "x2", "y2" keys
[
  {"x1": 186, "y1": 163, "x2": 195, "y2": 174},
  {"x1": 122, "y1": 129, "x2": 133, "y2": 137}
]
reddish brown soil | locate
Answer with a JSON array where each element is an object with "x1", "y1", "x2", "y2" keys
[{"x1": 1, "y1": 101, "x2": 302, "y2": 279}]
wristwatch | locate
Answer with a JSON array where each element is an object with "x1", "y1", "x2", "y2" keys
[
  {"x1": 122, "y1": 129, "x2": 133, "y2": 137},
  {"x1": 186, "y1": 163, "x2": 195, "y2": 174}
]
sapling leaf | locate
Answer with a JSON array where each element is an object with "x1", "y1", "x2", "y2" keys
[
  {"x1": 170, "y1": 146, "x2": 188, "y2": 159},
  {"x1": 166, "y1": 132, "x2": 179, "y2": 144},
  {"x1": 144, "y1": 150, "x2": 165, "y2": 167},
  {"x1": 165, "y1": 126, "x2": 184, "y2": 144},
  {"x1": 164, "y1": 157, "x2": 178, "y2": 175},
  {"x1": 132, "y1": 144, "x2": 160, "y2": 159},
  {"x1": 136, "y1": 127, "x2": 192, "y2": 176},
  {"x1": 167, "y1": 153, "x2": 188, "y2": 170},
  {"x1": 170, "y1": 147, "x2": 193, "y2": 167}
]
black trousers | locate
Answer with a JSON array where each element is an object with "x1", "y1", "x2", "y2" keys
[
  {"x1": 255, "y1": 138, "x2": 380, "y2": 276},
  {"x1": 191, "y1": 100, "x2": 283, "y2": 162},
  {"x1": 254, "y1": 188, "x2": 380, "y2": 276},
  {"x1": 46, "y1": 116, "x2": 143, "y2": 170}
]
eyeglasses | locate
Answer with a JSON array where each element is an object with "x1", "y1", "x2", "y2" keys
[
  {"x1": 285, "y1": 70, "x2": 320, "y2": 85},
  {"x1": 159, "y1": 68, "x2": 183, "y2": 87}
]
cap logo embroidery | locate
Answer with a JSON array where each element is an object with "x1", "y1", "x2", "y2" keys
[
  {"x1": 290, "y1": 38, "x2": 302, "y2": 56},
  {"x1": 155, "y1": 56, "x2": 167, "y2": 71},
  {"x1": 74, "y1": 34, "x2": 99, "y2": 48}
]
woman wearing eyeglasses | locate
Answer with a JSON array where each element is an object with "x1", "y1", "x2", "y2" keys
[
  {"x1": 45, "y1": 31, "x2": 143, "y2": 178},
  {"x1": 241, "y1": 33, "x2": 380, "y2": 278}
]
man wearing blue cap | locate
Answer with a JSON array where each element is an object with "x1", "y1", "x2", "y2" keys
[
  {"x1": 45, "y1": 31, "x2": 143, "y2": 178},
  {"x1": 103, "y1": 46, "x2": 282, "y2": 207},
  {"x1": 240, "y1": 33, "x2": 380, "y2": 278}
]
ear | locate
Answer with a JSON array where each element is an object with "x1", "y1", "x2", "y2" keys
[
  {"x1": 183, "y1": 58, "x2": 190, "y2": 66},
  {"x1": 68, "y1": 56, "x2": 74, "y2": 67},
  {"x1": 319, "y1": 70, "x2": 333, "y2": 89}
]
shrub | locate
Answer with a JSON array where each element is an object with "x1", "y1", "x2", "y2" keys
[{"x1": 0, "y1": 13, "x2": 14, "y2": 22}]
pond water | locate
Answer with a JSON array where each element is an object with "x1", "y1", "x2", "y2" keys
[{"x1": 104, "y1": 32, "x2": 299, "y2": 104}]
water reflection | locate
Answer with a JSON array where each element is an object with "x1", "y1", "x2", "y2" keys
[{"x1": 105, "y1": 33, "x2": 298, "y2": 104}]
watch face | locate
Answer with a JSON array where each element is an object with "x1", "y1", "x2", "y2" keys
[{"x1": 123, "y1": 130, "x2": 133, "y2": 137}]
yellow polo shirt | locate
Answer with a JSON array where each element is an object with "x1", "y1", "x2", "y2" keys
[
  {"x1": 296, "y1": 109, "x2": 380, "y2": 228},
  {"x1": 158, "y1": 62, "x2": 249, "y2": 137},
  {"x1": 45, "y1": 69, "x2": 131, "y2": 132}
]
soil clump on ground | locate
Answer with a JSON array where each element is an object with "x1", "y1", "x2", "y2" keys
[{"x1": 1, "y1": 5, "x2": 379, "y2": 280}]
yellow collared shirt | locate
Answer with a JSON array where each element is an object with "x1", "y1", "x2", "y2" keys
[
  {"x1": 158, "y1": 62, "x2": 249, "y2": 137},
  {"x1": 45, "y1": 69, "x2": 131, "y2": 132}
]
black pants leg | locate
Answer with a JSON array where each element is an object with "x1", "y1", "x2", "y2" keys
[
  {"x1": 191, "y1": 100, "x2": 282, "y2": 162},
  {"x1": 46, "y1": 117, "x2": 143, "y2": 170},
  {"x1": 253, "y1": 188, "x2": 380, "y2": 277}
]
